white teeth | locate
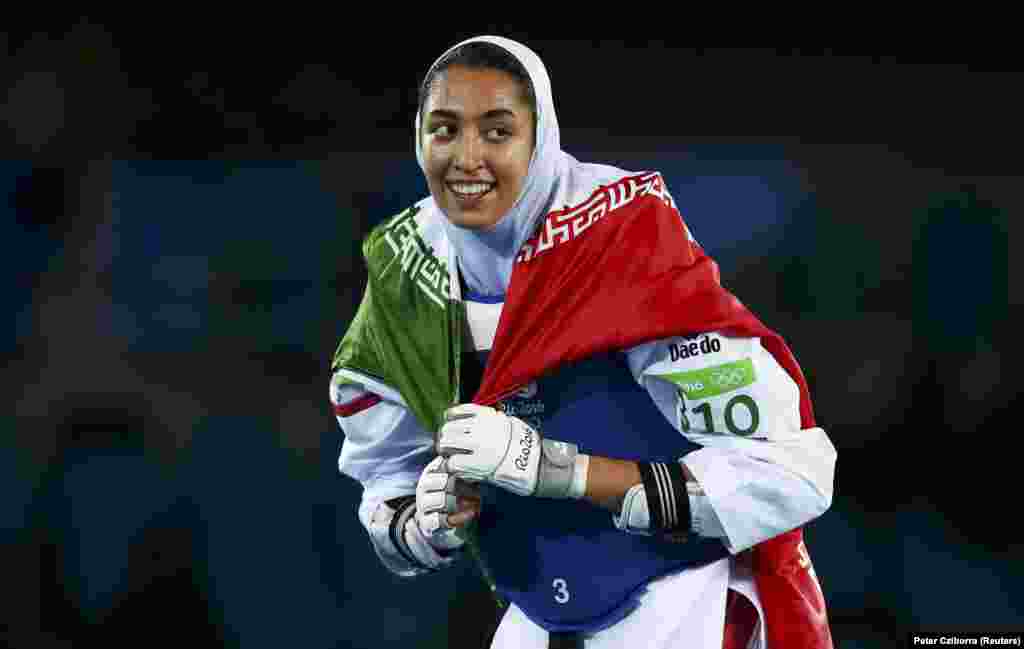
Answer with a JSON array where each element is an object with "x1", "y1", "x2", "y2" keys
[{"x1": 449, "y1": 182, "x2": 493, "y2": 196}]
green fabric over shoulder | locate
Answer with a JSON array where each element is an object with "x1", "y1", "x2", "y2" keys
[
  {"x1": 331, "y1": 206, "x2": 463, "y2": 434},
  {"x1": 331, "y1": 206, "x2": 502, "y2": 609}
]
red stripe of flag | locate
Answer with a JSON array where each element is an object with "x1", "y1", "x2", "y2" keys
[{"x1": 333, "y1": 393, "x2": 382, "y2": 417}]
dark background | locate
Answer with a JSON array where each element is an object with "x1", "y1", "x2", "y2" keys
[{"x1": 3, "y1": 21, "x2": 1020, "y2": 648}]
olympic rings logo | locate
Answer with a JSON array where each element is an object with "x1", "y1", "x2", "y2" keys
[{"x1": 710, "y1": 367, "x2": 747, "y2": 388}]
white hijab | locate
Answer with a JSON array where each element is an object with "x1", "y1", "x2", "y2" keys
[{"x1": 415, "y1": 36, "x2": 570, "y2": 297}]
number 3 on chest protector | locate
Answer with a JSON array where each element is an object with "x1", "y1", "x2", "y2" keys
[{"x1": 552, "y1": 578, "x2": 571, "y2": 604}]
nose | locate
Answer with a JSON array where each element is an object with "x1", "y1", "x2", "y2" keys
[{"x1": 453, "y1": 130, "x2": 484, "y2": 173}]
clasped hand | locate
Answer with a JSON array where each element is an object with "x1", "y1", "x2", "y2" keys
[
  {"x1": 436, "y1": 403, "x2": 543, "y2": 497},
  {"x1": 415, "y1": 404, "x2": 536, "y2": 546},
  {"x1": 437, "y1": 403, "x2": 581, "y2": 501}
]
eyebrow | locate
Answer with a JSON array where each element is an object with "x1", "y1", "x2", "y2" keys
[{"x1": 426, "y1": 109, "x2": 517, "y2": 121}]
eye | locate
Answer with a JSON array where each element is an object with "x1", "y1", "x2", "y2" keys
[
  {"x1": 486, "y1": 127, "x2": 510, "y2": 140},
  {"x1": 431, "y1": 124, "x2": 455, "y2": 139}
]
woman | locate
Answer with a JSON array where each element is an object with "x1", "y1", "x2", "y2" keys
[{"x1": 330, "y1": 36, "x2": 837, "y2": 649}]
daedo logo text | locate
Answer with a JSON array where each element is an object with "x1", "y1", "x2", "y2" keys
[{"x1": 669, "y1": 335, "x2": 721, "y2": 362}]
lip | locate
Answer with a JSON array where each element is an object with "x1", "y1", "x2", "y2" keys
[{"x1": 446, "y1": 181, "x2": 495, "y2": 208}]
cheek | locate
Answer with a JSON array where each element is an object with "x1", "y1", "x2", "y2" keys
[
  {"x1": 423, "y1": 147, "x2": 449, "y2": 183},
  {"x1": 508, "y1": 144, "x2": 533, "y2": 189}
]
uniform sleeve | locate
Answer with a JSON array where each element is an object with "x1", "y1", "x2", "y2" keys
[
  {"x1": 331, "y1": 368, "x2": 435, "y2": 501},
  {"x1": 625, "y1": 332, "x2": 837, "y2": 553},
  {"x1": 330, "y1": 369, "x2": 450, "y2": 576}
]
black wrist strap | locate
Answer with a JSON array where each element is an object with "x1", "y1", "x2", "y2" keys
[
  {"x1": 637, "y1": 461, "x2": 691, "y2": 537},
  {"x1": 385, "y1": 496, "x2": 424, "y2": 568}
]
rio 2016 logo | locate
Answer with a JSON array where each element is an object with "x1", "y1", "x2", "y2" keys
[{"x1": 514, "y1": 428, "x2": 534, "y2": 471}]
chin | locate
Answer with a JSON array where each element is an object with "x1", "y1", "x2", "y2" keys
[
  {"x1": 444, "y1": 208, "x2": 503, "y2": 230},
  {"x1": 457, "y1": 214, "x2": 498, "y2": 230}
]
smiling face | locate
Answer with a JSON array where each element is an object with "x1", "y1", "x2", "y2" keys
[{"x1": 420, "y1": 65, "x2": 536, "y2": 230}]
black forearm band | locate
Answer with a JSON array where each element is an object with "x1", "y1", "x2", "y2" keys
[
  {"x1": 637, "y1": 461, "x2": 691, "y2": 536},
  {"x1": 385, "y1": 496, "x2": 423, "y2": 568}
]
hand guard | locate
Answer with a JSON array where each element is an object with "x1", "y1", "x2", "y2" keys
[
  {"x1": 437, "y1": 403, "x2": 584, "y2": 498},
  {"x1": 365, "y1": 495, "x2": 458, "y2": 576},
  {"x1": 415, "y1": 456, "x2": 469, "y2": 551}
]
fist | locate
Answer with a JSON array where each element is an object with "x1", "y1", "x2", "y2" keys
[
  {"x1": 415, "y1": 456, "x2": 481, "y2": 544},
  {"x1": 437, "y1": 403, "x2": 542, "y2": 497}
]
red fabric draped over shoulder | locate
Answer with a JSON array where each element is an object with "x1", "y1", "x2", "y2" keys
[{"x1": 474, "y1": 172, "x2": 833, "y2": 648}]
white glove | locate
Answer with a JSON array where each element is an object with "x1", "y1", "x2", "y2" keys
[
  {"x1": 364, "y1": 495, "x2": 456, "y2": 576},
  {"x1": 437, "y1": 403, "x2": 588, "y2": 499},
  {"x1": 415, "y1": 456, "x2": 471, "y2": 551}
]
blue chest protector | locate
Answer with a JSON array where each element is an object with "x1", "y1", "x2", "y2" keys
[{"x1": 462, "y1": 349, "x2": 729, "y2": 632}]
